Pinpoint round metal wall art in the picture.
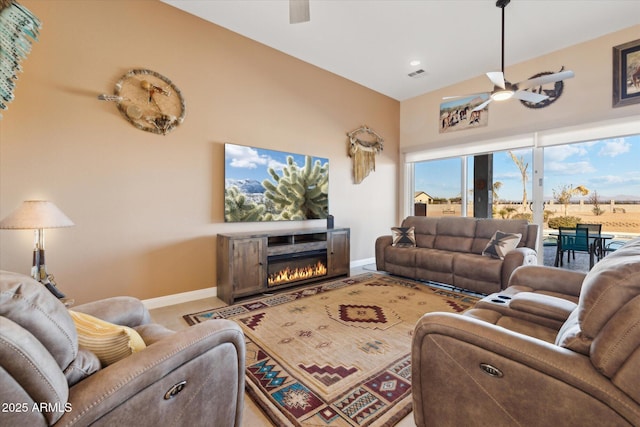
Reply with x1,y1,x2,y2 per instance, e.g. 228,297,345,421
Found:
113,69,186,135
520,68,566,109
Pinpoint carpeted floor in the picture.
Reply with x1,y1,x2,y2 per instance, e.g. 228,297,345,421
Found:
184,273,479,427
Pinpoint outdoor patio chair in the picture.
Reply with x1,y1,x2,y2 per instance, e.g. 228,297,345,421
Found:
604,240,628,256
577,223,603,260
555,226,594,269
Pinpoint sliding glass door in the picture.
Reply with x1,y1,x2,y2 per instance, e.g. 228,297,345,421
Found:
409,133,639,266
543,136,640,236
412,149,533,221
414,157,464,217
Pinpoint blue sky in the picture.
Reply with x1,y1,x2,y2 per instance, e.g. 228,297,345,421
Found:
415,135,640,201
225,143,328,183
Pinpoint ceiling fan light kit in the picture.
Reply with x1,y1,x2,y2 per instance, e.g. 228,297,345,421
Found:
445,0,574,111
491,88,514,101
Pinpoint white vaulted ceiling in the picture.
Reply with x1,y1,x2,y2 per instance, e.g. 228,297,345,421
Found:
161,0,640,101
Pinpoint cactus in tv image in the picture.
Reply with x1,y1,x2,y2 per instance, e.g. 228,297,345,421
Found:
262,155,329,220
224,186,272,222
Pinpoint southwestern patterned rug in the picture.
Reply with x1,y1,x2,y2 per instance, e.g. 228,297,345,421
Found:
183,273,479,426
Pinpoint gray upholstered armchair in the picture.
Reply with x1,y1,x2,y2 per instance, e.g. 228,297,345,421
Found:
411,238,640,426
0,270,245,426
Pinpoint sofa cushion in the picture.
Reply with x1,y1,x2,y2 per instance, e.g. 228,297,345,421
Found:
454,253,503,284
482,230,522,260
391,226,416,247
0,270,78,370
434,217,476,252
464,308,558,343
63,348,101,386
69,310,147,366
0,316,70,425
556,238,640,359
472,219,529,254
402,216,438,248
416,248,454,275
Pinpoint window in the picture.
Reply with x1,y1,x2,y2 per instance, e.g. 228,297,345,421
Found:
414,157,463,217
407,128,640,267
543,136,640,235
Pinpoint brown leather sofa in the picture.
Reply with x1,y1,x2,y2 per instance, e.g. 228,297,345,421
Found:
375,216,538,295
411,237,640,426
0,270,245,427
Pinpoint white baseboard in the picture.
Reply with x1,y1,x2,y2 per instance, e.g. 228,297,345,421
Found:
142,287,217,310
143,258,377,309
351,257,376,268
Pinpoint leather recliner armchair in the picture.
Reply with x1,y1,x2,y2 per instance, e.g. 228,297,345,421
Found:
0,270,245,427
412,238,640,426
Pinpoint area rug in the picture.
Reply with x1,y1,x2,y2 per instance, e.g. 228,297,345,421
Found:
184,273,479,426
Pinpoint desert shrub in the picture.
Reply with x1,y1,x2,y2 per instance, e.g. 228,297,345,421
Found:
589,191,604,216
547,216,582,229
543,210,554,223
497,206,517,219
512,213,532,221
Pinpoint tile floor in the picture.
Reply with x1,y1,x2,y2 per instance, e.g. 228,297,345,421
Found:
148,264,416,427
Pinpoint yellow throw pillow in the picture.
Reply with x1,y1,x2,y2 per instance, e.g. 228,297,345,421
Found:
69,310,146,366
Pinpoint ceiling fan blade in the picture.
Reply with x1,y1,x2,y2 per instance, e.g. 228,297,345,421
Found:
486,71,506,89
472,98,492,111
513,90,548,103
290,0,310,24
517,70,575,90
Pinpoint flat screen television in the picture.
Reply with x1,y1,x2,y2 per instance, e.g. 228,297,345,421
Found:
224,143,329,222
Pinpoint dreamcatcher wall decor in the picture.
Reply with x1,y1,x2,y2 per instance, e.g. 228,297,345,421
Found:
0,0,41,119
347,125,384,184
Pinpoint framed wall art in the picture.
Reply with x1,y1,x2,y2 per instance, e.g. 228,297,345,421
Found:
439,94,489,133
612,38,640,108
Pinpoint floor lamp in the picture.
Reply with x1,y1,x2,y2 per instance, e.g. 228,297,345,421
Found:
0,200,74,298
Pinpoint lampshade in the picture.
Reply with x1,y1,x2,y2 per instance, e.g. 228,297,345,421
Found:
0,200,74,229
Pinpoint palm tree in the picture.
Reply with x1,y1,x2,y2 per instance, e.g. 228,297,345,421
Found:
508,151,528,212
492,181,503,204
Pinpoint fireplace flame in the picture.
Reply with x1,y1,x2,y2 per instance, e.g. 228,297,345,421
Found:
268,260,327,286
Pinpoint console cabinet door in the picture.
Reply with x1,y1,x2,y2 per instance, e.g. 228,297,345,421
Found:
218,236,266,304
328,229,350,276
231,237,266,297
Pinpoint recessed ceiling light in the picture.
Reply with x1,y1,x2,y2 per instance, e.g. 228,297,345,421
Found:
409,60,421,67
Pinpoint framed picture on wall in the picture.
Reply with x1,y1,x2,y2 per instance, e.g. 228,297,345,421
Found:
612,38,640,108
439,94,489,134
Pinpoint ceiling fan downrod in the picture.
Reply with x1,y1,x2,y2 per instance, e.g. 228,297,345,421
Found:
497,0,510,73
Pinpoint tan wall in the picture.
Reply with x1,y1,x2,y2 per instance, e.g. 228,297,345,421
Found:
0,1,399,304
401,25,640,150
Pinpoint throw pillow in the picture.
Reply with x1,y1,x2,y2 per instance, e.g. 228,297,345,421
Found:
482,230,522,260
391,226,416,248
69,310,146,366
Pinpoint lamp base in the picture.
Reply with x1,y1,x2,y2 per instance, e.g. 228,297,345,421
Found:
32,248,66,299
43,278,66,299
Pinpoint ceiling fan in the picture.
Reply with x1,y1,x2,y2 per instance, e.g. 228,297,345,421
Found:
290,0,310,24
446,0,574,111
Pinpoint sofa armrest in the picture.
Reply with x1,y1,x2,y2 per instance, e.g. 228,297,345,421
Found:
375,235,393,271
508,265,586,298
500,247,537,287
59,319,245,427
412,312,640,426
73,296,152,327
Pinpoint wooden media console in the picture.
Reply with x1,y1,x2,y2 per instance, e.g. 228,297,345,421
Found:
216,227,350,304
